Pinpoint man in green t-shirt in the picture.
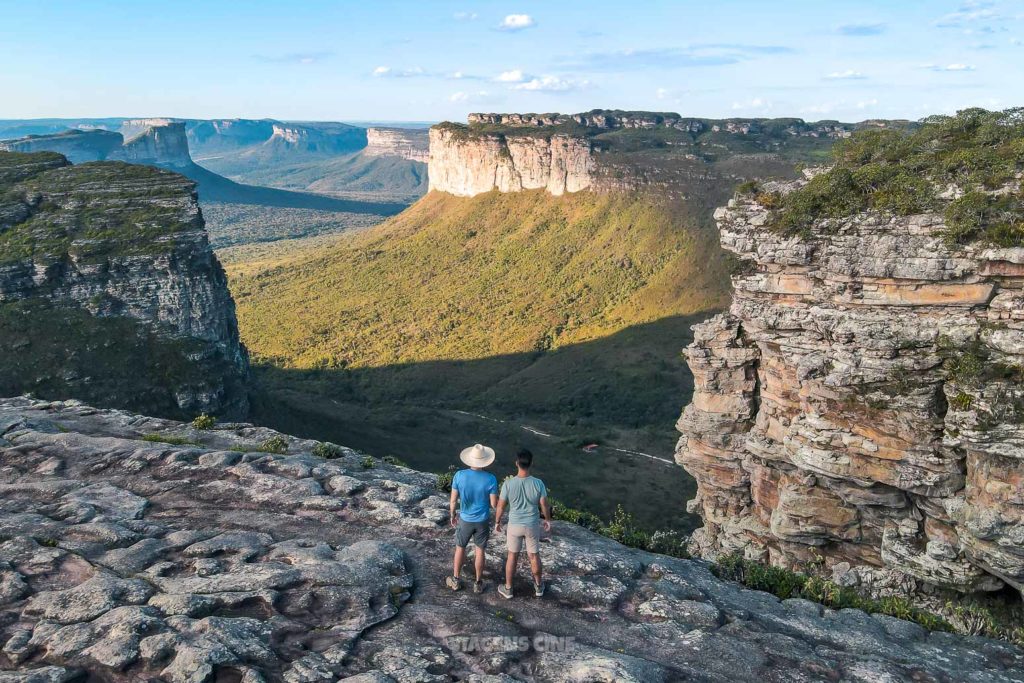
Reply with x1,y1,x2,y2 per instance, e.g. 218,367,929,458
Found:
494,448,552,599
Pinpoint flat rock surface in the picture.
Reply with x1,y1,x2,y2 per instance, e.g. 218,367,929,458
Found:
0,397,1022,682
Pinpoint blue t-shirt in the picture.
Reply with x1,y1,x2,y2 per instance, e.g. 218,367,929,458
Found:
452,469,498,523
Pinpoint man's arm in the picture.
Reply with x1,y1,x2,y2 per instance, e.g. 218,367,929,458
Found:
539,496,552,532
449,488,459,528
494,498,507,532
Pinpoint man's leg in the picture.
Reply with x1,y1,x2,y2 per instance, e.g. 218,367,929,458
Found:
505,551,519,588
453,545,466,579
474,546,486,581
528,552,543,586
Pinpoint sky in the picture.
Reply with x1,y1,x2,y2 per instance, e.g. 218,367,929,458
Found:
1,0,1022,123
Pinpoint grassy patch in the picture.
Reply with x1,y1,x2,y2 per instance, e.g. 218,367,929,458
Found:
712,554,951,631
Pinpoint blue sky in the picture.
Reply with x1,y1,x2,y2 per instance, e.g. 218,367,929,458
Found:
1,0,1021,122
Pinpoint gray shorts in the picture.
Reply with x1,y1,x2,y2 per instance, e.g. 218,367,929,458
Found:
506,523,541,554
455,519,491,549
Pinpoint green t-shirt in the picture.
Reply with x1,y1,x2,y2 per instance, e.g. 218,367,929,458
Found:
500,475,547,526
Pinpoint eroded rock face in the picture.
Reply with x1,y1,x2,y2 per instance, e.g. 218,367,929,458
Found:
365,128,429,163
676,178,1024,596
0,152,249,419
428,127,595,197
1,397,1022,681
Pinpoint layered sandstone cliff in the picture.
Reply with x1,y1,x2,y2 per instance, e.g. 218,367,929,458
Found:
428,125,595,196
0,151,248,419
676,175,1024,596
365,127,429,163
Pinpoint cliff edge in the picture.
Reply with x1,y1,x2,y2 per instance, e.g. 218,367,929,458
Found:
0,397,1020,681
676,109,1024,598
0,151,249,419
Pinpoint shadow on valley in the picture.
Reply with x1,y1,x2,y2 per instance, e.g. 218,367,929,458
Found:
248,314,713,534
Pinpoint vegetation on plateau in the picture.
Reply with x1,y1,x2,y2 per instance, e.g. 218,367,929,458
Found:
756,108,1024,246
0,158,198,265
713,554,1024,647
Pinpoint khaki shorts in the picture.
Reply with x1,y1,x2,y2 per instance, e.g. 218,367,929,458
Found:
506,522,541,554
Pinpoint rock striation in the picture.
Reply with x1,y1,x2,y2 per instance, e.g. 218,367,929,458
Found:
1,397,1022,682
365,128,429,163
676,175,1024,597
428,126,595,197
0,151,249,419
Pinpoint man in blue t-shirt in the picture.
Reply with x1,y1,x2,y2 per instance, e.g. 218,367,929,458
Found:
447,443,499,593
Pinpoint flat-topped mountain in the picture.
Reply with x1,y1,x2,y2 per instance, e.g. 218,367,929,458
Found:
429,110,911,198
0,125,191,167
365,127,430,162
1,396,1021,681
0,150,249,419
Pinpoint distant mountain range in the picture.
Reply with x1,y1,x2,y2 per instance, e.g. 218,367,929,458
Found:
0,117,430,203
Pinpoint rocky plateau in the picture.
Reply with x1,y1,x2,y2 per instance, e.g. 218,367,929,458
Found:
1,397,1022,682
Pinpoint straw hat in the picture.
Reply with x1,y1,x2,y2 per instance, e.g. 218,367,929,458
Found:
460,443,496,468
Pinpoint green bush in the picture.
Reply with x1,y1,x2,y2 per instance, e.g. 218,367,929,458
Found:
191,414,216,430
258,436,288,454
361,455,376,469
736,180,761,196
764,107,1024,244
436,465,457,492
312,442,344,459
381,454,408,467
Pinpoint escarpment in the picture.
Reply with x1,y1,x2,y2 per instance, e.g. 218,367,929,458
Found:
676,170,1024,596
365,127,429,163
0,151,249,419
428,125,595,196
428,111,909,198
0,123,193,167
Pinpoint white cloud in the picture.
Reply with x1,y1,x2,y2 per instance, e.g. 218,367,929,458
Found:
655,87,669,100
730,97,773,113
511,75,588,92
499,14,536,31
1012,37,1023,45
496,69,527,82
453,11,478,20
372,65,427,78
450,71,465,79
825,69,866,80
857,98,879,109
449,89,497,104
920,62,976,71
935,2,1001,28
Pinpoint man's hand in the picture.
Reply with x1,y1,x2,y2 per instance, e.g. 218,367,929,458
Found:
494,521,502,533
449,513,458,528
542,519,552,533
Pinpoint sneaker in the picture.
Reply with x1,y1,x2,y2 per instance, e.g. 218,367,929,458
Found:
445,575,461,591
497,584,514,600
473,580,484,594
534,581,546,598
